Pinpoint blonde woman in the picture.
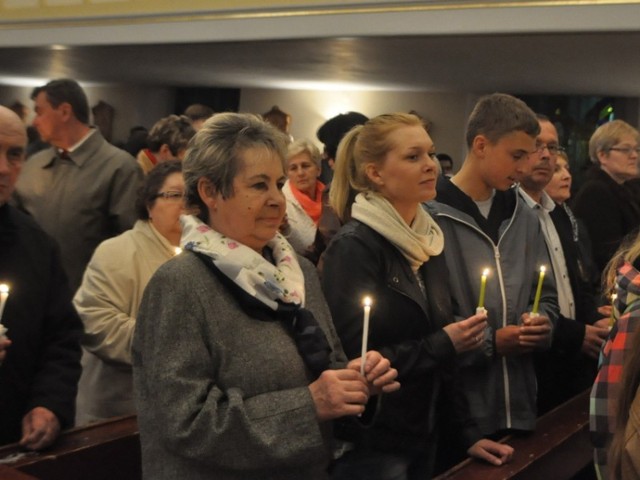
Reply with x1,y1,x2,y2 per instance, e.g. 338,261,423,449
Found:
322,113,512,479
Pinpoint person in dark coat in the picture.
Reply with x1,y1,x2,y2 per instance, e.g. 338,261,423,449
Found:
322,112,513,480
572,120,640,277
0,105,82,449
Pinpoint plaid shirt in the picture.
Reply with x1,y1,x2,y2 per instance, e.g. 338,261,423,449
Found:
590,261,640,473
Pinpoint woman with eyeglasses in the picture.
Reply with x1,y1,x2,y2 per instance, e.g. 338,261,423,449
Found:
73,160,184,425
132,114,398,480
572,120,640,277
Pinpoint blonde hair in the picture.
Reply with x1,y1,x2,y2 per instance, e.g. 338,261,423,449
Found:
602,230,640,295
286,138,321,169
589,120,640,164
329,112,424,222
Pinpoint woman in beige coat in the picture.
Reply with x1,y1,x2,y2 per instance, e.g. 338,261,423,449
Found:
73,160,184,424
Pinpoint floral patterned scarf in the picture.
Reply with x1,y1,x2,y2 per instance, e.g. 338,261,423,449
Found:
180,214,332,377
181,214,306,310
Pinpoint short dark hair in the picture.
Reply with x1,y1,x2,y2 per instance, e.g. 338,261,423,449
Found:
135,160,183,220
147,115,196,156
31,78,90,125
183,104,214,122
465,93,539,148
316,111,369,160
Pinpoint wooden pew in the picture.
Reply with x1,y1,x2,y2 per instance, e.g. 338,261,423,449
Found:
0,415,140,480
434,389,593,480
0,390,591,480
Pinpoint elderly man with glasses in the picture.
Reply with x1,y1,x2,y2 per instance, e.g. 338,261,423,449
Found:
515,114,609,416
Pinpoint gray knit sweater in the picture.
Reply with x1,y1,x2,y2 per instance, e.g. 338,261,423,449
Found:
133,252,347,480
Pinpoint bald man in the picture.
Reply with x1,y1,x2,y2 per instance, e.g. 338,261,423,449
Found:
0,106,82,450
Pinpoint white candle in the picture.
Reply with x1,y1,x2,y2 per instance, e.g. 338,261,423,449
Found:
0,284,9,339
609,293,618,328
0,284,9,321
360,296,372,376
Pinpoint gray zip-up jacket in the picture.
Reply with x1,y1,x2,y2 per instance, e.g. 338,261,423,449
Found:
425,183,558,435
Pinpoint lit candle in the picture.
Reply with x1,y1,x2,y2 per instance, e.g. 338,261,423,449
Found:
174,247,182,256
609,293,617,328
531,266,546,315
0,284,9,339
360,296,372,376
477,268,490,310
0,284,9,321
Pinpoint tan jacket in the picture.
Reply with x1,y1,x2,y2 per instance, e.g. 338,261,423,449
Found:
73,220,176,425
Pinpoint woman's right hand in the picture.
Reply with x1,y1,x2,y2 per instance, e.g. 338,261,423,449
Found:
308,369,369,422
443,312,488,353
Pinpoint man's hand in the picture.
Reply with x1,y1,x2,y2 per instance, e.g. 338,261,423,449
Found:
20,407,61,450
519,313,552,350
582,324,609,359
468,439,514,466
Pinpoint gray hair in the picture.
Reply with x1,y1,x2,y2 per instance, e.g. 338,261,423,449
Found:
589,119,640,164
183,112,288,222
286,138,322,168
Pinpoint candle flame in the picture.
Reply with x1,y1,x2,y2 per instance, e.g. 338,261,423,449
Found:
174,247,182,256
611,293,618,302
363,296,372,307
482,268,490,277
540,266,546,273
0,284,8,294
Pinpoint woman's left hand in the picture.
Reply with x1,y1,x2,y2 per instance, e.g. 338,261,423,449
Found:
347,351,400,395
467,439,514,466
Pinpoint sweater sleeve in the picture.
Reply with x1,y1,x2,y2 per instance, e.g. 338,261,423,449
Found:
132,261,329,472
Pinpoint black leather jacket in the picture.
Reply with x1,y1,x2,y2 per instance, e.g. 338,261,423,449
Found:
321,219,480,456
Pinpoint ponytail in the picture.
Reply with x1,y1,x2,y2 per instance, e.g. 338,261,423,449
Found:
329,126,362,223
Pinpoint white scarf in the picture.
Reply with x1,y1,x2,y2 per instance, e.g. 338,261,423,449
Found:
351,192,444,271
180,215,305,310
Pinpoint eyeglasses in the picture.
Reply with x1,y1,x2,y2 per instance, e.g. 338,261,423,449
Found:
533,143,564,156
608,146,640,156
155,191,185,201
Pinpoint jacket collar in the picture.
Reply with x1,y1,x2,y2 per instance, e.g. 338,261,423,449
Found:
42,128,101,169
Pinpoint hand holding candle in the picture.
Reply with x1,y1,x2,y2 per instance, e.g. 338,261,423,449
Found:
360,296,372,376
531,266,546,315
477,268,490,311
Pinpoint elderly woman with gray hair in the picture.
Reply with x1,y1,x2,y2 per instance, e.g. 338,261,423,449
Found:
132,113,399,480
573,120,640,276
281,138,326,258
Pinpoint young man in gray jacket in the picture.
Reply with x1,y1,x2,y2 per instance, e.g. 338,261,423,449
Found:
426,93,558,438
